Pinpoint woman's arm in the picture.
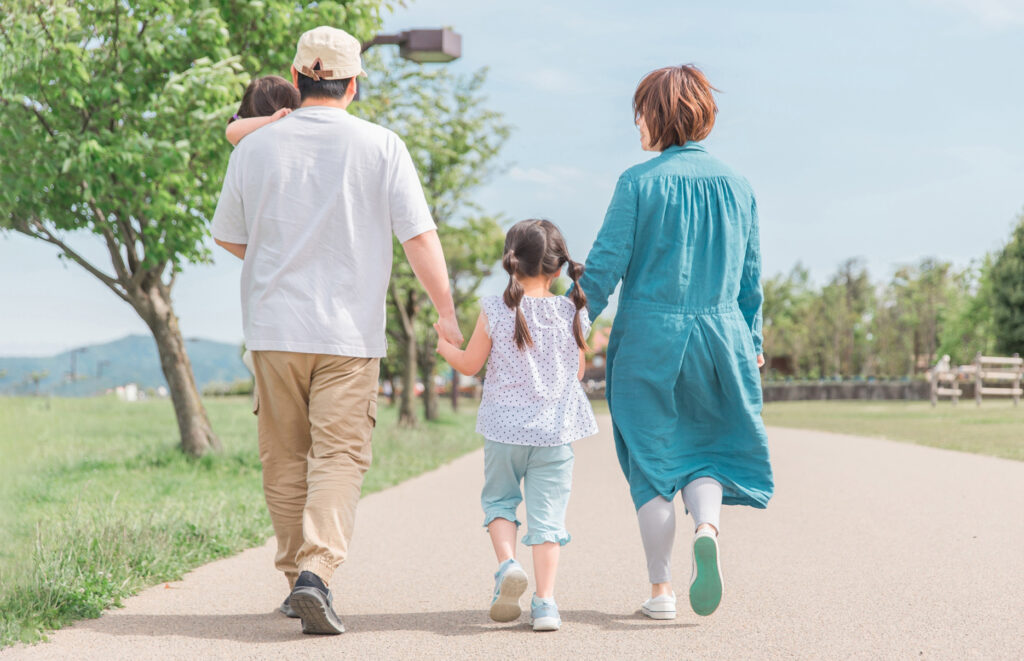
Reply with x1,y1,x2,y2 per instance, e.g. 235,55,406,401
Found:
576,174,639,318
435,313,491,376
578,348,586,381
738,197,764,361
225,107,292,146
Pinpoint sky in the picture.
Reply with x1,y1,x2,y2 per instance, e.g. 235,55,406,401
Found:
2,0,1023,355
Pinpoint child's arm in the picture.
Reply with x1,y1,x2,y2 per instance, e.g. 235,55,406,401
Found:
578,348,586,381
434,313,491,376
225,107,292,146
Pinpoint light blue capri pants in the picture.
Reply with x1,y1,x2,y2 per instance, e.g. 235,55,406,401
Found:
481,440,574,546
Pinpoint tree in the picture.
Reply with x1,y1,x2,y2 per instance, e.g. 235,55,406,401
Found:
354,52,510,426
761,264,813,376
872,258,955,376
0,1,388,455
26,370,48,397
938,258,997,364
991,213,1024,355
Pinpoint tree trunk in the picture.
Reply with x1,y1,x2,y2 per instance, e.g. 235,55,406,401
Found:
419,349,438,421
450,366,459,412
134,283,221,456
399,334,418,427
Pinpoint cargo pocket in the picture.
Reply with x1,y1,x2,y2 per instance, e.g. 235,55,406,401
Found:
367,399,377,428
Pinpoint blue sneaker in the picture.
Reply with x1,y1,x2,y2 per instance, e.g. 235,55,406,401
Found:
530,594,561,631
489,558,528,622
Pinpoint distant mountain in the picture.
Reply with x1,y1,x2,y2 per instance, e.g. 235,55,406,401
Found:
0,335,250,397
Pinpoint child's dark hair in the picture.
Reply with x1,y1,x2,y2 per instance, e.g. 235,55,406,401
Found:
502,219,588,351
229,75,300,122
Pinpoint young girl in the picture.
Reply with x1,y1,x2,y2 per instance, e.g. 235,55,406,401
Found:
225,75,300,146
435,219,598,632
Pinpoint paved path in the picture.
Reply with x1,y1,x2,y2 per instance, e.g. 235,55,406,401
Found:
5,415,1024,660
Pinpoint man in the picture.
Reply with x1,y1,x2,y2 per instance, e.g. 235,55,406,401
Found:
211,25,463,635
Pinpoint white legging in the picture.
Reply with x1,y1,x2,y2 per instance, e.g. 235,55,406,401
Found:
636,477,722,584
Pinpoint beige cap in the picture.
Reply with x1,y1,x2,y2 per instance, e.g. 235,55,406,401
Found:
293,26,366,81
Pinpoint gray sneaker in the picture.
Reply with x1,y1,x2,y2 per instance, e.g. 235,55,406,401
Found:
278,595,298,618
289,571,345,635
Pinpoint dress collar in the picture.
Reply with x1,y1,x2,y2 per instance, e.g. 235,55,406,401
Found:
662,142,707,154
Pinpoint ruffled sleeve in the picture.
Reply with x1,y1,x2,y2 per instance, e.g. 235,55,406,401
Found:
479,295,504,337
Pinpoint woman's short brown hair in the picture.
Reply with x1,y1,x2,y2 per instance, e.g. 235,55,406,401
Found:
633,65,718,150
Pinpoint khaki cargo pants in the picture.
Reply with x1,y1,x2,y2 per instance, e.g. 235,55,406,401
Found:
251,351,379,588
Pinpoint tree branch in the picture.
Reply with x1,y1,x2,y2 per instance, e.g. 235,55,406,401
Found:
85,199,131,283
389,280,416,338
17,220,131,304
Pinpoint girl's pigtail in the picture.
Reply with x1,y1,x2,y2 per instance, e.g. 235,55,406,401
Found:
567,259,589,350
502,251,533,350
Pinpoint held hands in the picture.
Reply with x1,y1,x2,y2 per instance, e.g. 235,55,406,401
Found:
433,323,448,355
434,315,464,349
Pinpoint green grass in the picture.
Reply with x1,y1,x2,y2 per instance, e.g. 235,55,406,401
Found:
762,399,1024,461
0,396,481,647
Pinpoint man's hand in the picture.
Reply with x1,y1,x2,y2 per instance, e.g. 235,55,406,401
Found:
757,354,765,368
435,314,464,348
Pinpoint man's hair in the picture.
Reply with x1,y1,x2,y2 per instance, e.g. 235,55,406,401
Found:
633,65,718,150
230,75,300,121
297,62,353,102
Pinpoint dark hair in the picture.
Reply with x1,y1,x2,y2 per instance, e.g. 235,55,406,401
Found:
296,62,353,102
229,75,300,123
502,219,588,351
633,64,718,150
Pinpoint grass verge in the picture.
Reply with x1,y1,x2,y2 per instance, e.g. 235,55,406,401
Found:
0,396,480,647
761,399,1024,461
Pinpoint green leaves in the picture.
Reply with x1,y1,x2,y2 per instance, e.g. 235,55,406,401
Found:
991,213,1024,354
0,0,388,278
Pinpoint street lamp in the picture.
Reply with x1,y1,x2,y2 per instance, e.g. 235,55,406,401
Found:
362,28,462,62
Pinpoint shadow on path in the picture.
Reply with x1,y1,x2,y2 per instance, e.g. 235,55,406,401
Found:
78,609,696,643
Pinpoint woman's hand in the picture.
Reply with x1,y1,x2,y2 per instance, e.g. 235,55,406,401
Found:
757,354,765,368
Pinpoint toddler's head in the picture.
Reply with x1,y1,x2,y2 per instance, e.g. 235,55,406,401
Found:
230,75,300,122
501,219,588,351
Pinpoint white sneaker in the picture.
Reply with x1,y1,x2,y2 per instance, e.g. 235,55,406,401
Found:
641,592,677,620
689,527,723,616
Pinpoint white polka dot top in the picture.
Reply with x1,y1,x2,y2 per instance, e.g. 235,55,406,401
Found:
476,294,599,447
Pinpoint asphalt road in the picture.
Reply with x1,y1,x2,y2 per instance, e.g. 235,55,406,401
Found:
5,415,1023,660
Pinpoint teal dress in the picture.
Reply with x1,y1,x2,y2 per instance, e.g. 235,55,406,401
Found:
578,143,774,510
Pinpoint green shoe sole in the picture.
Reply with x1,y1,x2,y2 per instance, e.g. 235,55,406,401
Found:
689,536,723,616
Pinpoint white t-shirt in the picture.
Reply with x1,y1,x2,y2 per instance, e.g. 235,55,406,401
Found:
211,106,435,357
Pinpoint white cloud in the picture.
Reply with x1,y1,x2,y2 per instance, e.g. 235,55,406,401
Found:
921,0,1024,27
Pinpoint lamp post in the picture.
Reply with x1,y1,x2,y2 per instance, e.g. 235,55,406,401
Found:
361,28,462,62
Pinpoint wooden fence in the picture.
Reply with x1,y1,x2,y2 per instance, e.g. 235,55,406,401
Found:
930,353,1023,406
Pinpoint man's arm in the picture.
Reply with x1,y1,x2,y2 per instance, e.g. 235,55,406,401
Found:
401,230,463,346
214,238,246,260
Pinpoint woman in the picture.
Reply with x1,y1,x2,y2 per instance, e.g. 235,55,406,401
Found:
577,65,773,619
